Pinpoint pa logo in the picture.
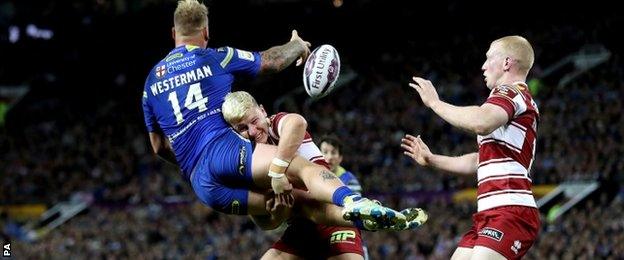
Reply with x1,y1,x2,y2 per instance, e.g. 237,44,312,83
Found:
3,243,10,257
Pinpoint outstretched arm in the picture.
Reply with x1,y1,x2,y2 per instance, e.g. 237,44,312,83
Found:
401,134,478,175
259,30,311,74
267,113,307,195
409,77,509,135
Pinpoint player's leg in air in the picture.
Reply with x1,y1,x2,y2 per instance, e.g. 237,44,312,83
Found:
189,123,428,231
251,142,409,229
256,189,429,259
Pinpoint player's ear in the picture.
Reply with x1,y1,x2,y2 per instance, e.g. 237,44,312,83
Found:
203,27,209,42
503,57,513,72
259,105,267,116
171,27,176,41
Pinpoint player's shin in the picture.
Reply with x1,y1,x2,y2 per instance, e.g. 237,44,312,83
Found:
290,157,355,205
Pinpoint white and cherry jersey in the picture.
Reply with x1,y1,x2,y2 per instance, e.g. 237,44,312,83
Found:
476,82,539,212
267,112,330,169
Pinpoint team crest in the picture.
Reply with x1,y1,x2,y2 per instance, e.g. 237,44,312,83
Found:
237,50,254,61
155,65,166,78
511,240,522,255
231,200,240,215
492,85,517,99
497,85,509,95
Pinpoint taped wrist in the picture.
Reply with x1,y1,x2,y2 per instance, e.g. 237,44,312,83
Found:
269,157,290,178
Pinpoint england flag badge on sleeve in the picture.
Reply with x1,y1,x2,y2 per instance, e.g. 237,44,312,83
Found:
156,65,166,78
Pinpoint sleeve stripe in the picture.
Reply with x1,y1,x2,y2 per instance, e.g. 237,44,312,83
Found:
486,98,514,120
220,47,234,68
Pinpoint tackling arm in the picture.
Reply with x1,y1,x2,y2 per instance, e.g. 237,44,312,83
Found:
251,189,355,230
275,114,308,162
265,113,308,194
249,193,294,230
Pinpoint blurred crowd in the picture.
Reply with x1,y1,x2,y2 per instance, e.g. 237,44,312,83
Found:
2,0,623,259
8,195,624,259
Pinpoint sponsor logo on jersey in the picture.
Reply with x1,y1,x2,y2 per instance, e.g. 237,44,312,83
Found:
155,65,166,78
330,230,356,244
478,227,504,242
231,200,240,215
167,60,197,73
165,52,183,62
167,55,195,66
237,50,254,61
238,145,246,175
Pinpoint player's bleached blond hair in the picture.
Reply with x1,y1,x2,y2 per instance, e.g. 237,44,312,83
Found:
222,91,259,125
174,0,208,36
492,35,535,75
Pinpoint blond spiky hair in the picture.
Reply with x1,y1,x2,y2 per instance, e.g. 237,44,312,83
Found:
222,91,258,125
493,35,535,75
174,0,208,36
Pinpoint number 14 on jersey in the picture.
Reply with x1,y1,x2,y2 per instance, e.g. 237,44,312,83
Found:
167,83,208,124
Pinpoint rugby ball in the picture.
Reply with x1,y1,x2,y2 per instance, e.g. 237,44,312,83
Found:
303,44,341,98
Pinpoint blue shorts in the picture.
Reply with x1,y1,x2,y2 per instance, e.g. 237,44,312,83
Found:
190,129,254,215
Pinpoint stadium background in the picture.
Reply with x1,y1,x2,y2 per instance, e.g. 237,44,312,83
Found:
1,0,623,259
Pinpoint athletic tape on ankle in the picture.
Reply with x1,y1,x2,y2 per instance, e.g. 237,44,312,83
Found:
268,171,285,178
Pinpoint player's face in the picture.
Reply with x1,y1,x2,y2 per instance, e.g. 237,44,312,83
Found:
481,42,505,89
233,106,269,143
320,142,342,172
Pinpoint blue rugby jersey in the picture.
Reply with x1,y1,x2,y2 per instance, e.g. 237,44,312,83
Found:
142,45,261,179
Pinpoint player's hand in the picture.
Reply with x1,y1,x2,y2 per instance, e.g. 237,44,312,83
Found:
267,193,294,218
290,30,311,66
408,77,441,108
401,134,433,167
271,175,293,194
